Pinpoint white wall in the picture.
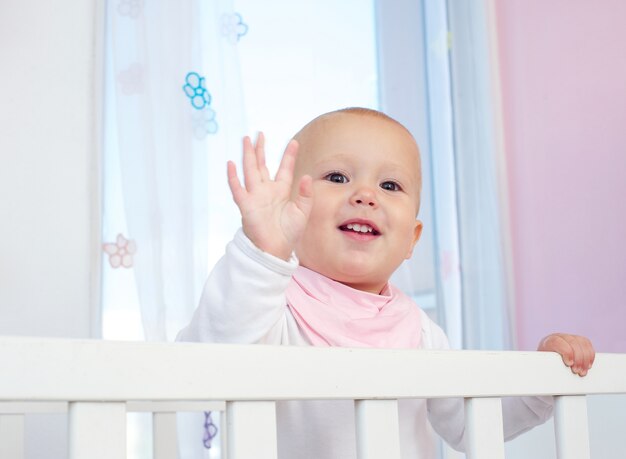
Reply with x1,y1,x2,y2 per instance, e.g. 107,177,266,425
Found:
0,2,103,458
0,0,102,339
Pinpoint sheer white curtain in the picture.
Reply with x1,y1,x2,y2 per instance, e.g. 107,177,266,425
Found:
445,0,514,350
103,0,246,456
103,0,245,342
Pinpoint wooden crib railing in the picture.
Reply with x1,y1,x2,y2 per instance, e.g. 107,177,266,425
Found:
0,400,226,459
1,337,625,459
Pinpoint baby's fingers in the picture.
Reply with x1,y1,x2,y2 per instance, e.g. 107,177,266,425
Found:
567,335,586,375
539,334,574,366
572,335,595,376
539,333,595,377
275,139,300,186
255,132,271,182
227,161,247,206
242,136,262,190
560,334,595,376
294,174,314,218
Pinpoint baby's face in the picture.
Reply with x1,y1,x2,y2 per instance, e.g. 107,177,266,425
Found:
293,113,423,294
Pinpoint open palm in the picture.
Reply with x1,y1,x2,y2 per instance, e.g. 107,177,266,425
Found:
227,133,313,260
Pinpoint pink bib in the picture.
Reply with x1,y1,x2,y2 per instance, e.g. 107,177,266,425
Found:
285,266,422,349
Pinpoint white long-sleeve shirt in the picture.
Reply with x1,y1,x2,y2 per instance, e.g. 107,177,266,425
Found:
177,229,554,458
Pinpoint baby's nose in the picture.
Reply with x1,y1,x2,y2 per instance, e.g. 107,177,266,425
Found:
350,187,378,208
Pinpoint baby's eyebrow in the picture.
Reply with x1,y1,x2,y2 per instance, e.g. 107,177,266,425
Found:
380,165,416,182
313,155,353,167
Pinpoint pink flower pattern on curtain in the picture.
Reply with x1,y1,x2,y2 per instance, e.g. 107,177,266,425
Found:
102,234,137,268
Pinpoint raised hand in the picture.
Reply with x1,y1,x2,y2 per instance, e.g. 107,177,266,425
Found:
538,333,595,377
227,133,313,261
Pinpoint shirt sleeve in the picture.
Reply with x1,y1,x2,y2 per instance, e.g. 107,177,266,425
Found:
422,313,554,452
176,228,298,344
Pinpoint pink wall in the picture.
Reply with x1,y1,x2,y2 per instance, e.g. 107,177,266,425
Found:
496,0,626,352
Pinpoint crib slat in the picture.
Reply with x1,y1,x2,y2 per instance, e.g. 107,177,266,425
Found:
554,395,590,459
355,399,401,459
69,402,126,459
220,411,229,459
0,414,25,459
153,412,178,459
464,397,505,459
227,401,277,459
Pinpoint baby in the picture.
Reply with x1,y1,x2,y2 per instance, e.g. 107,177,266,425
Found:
178,107,594,458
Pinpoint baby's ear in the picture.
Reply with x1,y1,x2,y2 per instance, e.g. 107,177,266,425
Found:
405,219,423,259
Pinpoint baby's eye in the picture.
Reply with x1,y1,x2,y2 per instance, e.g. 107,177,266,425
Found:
380,181,401,191
324,172,349,184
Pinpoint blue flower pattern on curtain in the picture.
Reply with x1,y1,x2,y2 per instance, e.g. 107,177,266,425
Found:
183,71,218,139
183,72,212,109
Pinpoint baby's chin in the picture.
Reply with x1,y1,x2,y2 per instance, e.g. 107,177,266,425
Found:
298,261,390,294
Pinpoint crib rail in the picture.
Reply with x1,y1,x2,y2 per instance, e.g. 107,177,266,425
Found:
1,337,625,459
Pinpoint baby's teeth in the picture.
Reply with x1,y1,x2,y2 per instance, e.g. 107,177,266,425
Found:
345,223,373,233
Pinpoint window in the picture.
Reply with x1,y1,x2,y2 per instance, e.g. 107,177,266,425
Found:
234,0,379,169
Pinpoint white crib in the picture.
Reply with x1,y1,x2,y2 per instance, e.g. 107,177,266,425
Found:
1,337,625,459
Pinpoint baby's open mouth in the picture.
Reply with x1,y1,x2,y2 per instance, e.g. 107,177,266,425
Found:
339,223,380,236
